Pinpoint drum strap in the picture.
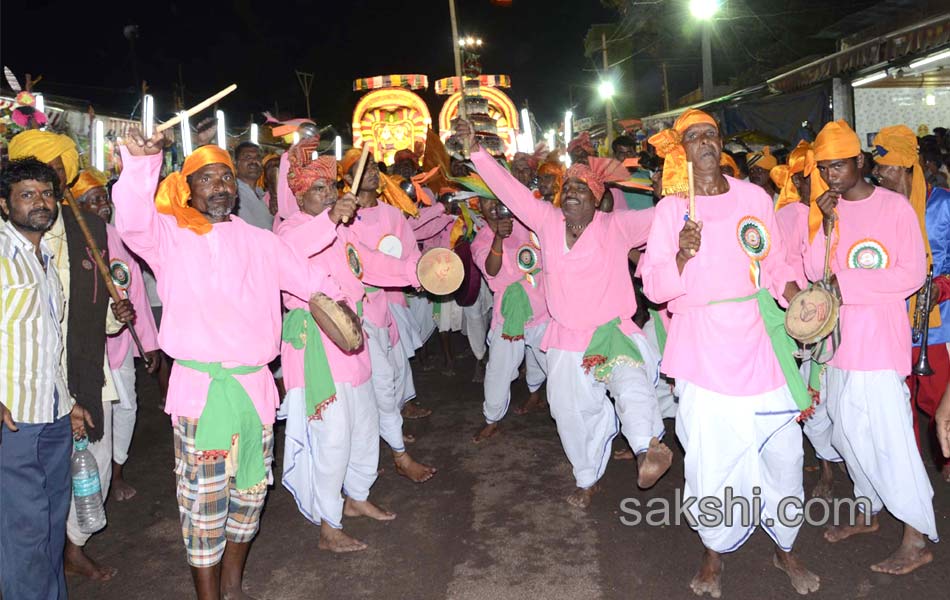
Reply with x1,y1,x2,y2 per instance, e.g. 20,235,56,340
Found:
709,289,815,420
282,309,337,421
178,360,265,491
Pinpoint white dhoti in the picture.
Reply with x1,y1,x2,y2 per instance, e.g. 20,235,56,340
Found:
365,320,411,452
110,347,137,466
390,301,423,359
676,382,804,553
436,299,464,333
642,316,677,419
799,361,841,462
66,404,113,546
407,293,437,345
546,332,663,489
279,383,379,529
825,367,938,541
461,280,492,360
482,322,548,424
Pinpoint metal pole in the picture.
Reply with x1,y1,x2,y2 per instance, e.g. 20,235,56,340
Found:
449,0,469,154
662,61,671,111
602,31,613,149
701,22,713,100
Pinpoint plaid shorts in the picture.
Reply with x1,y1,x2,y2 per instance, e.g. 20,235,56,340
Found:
173,417,274,568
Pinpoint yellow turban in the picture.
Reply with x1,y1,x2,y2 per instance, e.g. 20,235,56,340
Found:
71,169,108,201
8,129,80,186
719,152,739,177
747,146,778,172
772,141,814,212
154,145,235,235
808,120,861,243
648,109,719,197
873,125,938,328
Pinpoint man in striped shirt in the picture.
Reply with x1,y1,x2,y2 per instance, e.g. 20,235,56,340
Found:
0,158,93,600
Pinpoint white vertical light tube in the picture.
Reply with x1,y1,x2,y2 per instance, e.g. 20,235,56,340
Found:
34,93,45,114
180,111,193,157
292,132,300,145
216,110,227,150
544,129,555,151
250,123,259,144
334,136,342,160
142,94,154,137
94,119,105,171
564,110,573,146
520,108,533,150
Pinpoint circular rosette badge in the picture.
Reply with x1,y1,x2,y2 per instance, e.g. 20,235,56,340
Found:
516,244,541,287
345,243,364,279
109,259,131,293
847,239,888,269
736,216,770,260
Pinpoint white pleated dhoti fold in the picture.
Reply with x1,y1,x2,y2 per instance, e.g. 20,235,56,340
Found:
482,322,548,424
799,361,841,462
279,383,380,529
390,301,424,360
365,320,413,453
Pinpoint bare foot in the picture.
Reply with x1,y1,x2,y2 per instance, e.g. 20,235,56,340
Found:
318,522,367,553
473,422,499,444
773,550,820,595
64,542,118,581
514,391,547,415
111,476,137,502
343,497,396,521
402,402,432,420
637,437,673,489
870,526,933,575
824,515,879,543
403,433,416,444
613,448,634,461
690,549,723,598
393,451,437,483
809,460,834,502
566,485,600,508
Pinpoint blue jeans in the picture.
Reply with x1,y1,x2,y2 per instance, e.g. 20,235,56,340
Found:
0,413,72,600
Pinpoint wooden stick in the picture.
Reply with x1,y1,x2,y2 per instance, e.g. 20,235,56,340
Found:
686,161,696,221
155,84,237,133
822,214,835,284
345,145,372,224
64,191,150,366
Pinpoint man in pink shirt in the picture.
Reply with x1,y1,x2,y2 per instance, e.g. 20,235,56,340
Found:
641,109,818,597
770,143,844,503
115,130,335,600
470,195,550,443
340,149,437,484
459,120,672,510
806,120,936,575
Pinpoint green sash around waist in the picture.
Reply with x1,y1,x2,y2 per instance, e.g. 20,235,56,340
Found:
500,282,532,341
282,308,337,420
582,317,644,382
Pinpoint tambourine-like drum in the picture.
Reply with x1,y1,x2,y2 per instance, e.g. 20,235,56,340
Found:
309,292,364,353
785,284,840,346
417,247,464,296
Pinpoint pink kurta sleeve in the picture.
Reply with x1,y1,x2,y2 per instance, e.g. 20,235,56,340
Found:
756,201,796,307
470,226,495,281
411,204,449,240
359,241,420,288
836,203,926,305
113,148,166,264
639,197,687,304
471,149,555,232
275,210,337,257
615,206,655,249
394,208,422,264
128,254,159,353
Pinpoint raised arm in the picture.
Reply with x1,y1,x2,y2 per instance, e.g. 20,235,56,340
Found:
469,149,553,232
276,210,338,258
616,206,655,249
113,146,165,265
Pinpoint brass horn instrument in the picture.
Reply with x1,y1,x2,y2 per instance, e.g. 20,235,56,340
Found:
911,265,935,376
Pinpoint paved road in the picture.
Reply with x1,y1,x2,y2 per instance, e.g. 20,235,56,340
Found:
70,348,948,599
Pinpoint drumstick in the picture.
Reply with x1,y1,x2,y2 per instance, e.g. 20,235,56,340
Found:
64,190,151,368
686,161,696,221
345,145,372,224
154,84,237,133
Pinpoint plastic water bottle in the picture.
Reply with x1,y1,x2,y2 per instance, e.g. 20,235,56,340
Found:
71,437,107,534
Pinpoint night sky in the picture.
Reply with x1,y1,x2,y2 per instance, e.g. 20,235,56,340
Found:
2,1,619,134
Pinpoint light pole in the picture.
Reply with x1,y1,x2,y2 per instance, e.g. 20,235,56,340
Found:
689,0,719,100
598,80,615,149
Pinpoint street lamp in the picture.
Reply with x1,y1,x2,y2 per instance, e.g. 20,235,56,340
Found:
598,80,616,149
598,80,615,100
689,0,719,100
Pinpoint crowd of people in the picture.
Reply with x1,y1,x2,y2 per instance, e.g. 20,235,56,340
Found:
1,107,949,599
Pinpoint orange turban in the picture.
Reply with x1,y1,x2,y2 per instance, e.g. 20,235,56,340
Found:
538,160,565,206
340,148,363,179
565,157,628,201
772,140,814,211
719,152,739,177
648,109,718,197
287,138,337,197
71,169,108,201
257,152,280,188
873,125,939,327
8,129,80,186
807,120,861,242
746,146,777,172
154,145,235,235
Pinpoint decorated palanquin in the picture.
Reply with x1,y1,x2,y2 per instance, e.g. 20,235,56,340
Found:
435,75,518,160
351,74,432,166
